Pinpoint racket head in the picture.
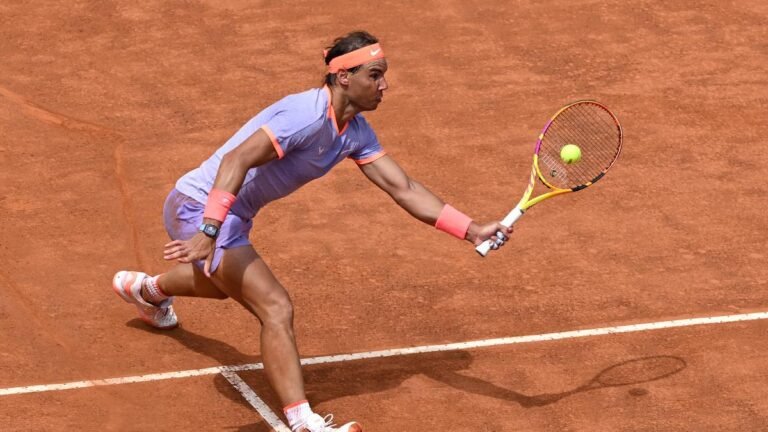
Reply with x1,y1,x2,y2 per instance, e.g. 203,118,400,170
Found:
534,100,623,191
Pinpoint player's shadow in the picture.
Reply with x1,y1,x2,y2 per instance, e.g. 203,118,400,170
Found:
228,353,686,431
291,353,686,408
126,318,262,365
125,320,687,431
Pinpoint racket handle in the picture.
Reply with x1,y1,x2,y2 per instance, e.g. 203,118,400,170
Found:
475,206,524,257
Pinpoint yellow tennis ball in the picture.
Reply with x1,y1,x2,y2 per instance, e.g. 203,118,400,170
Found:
560,144,582,164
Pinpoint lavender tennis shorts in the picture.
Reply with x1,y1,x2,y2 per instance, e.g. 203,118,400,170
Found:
163,188,253,274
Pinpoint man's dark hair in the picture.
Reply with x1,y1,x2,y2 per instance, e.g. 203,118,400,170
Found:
323,31,379,86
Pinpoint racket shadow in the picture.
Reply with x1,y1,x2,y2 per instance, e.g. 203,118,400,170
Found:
426,355,687,408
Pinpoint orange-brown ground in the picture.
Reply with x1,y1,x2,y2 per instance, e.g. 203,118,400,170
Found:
1,1,767,431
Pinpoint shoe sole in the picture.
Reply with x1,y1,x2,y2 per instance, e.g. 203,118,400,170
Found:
112,271,178,330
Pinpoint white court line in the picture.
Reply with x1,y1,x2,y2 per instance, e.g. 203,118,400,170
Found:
221,371,291,432
2,311,768,397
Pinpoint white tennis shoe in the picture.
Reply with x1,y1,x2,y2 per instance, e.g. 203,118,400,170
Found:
112,271,178,330
299,413,362,432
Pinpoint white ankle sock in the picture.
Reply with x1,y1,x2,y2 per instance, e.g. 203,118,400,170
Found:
142,275,169,304
284,400,313,431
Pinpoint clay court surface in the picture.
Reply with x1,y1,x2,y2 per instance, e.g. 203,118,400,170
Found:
1,1,767,431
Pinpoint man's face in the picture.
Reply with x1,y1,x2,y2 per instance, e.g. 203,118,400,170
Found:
345,59,388,111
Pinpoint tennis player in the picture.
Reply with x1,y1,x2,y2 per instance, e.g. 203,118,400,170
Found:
112,31,512,432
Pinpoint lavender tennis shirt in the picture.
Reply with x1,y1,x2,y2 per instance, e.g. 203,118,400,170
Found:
175,86,386,219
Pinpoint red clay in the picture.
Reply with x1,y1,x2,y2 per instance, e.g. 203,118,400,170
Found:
1,1,767,431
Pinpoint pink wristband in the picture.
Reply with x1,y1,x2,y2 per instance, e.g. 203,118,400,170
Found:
435,204,473,240
203,189,236,222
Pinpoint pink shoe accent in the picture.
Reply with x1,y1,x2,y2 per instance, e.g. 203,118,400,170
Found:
112,271,179,330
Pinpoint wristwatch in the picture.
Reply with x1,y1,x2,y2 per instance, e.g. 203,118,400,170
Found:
198,223,220,239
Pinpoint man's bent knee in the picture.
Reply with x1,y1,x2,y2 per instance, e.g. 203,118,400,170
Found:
249,293,294,328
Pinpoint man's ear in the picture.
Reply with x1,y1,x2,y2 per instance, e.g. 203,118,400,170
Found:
337,69,350,86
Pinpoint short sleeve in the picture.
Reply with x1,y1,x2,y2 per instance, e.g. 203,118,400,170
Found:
260,110,316,159
348,116,387,165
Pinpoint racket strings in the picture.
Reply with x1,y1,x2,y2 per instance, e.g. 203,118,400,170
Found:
554,112,619,163
543,108,619,183
544,125,613,183
538,102,622,189
553,114,617,160
544,112,617,183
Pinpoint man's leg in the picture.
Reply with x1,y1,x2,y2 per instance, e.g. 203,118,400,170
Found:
150,262,228,300
112,256,226,329
209,246,362,431
210,245,305,405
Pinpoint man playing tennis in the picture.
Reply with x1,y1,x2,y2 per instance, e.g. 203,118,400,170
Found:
112,31,512,432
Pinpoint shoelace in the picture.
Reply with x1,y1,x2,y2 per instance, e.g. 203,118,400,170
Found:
303,413,336,432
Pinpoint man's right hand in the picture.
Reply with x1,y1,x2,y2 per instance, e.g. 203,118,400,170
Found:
164,232,216,276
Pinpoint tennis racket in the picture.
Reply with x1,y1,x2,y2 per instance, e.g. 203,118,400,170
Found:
476,100,623,257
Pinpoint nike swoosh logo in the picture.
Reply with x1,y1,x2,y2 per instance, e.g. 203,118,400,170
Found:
370,49,381,56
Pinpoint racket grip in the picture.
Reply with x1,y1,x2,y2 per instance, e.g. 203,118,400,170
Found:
475,206,524,257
